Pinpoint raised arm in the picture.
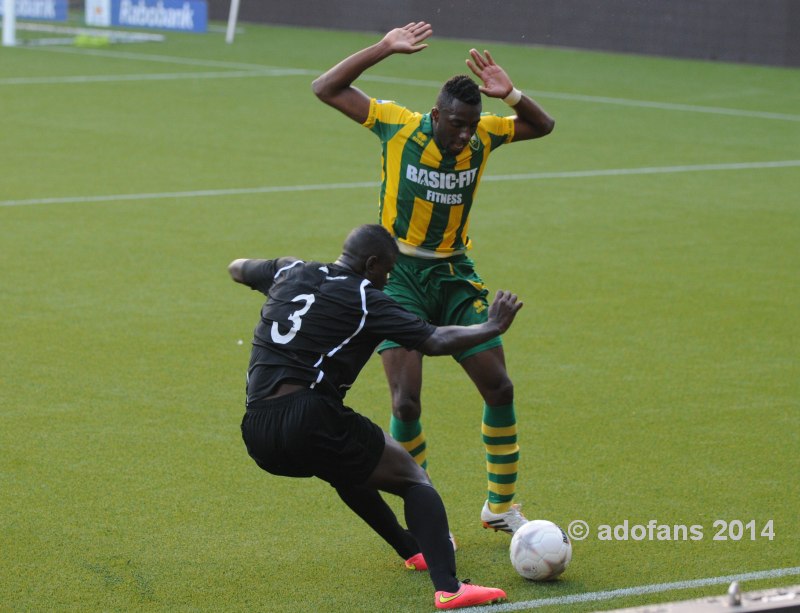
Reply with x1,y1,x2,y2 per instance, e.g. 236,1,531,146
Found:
466,49,555,141
228,257,298,289
420,290,523,356
228,258,252,285
311,21,433,124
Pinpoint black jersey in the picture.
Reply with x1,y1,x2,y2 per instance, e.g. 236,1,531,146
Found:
240,258,435,403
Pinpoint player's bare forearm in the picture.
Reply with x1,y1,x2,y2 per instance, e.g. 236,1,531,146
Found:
466,48,555,140
510,95,555,140
419,291,523,356
311,43,390,102
311,22,432,123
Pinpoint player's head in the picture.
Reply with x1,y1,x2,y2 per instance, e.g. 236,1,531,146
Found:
339,224,398,290
431,75,482,156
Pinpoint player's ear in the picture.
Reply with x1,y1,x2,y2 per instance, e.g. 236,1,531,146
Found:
364,254,380,274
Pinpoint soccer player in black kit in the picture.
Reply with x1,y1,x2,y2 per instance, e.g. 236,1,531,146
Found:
229,224,522,610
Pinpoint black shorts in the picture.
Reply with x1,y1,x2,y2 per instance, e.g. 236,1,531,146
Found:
240,389,386,487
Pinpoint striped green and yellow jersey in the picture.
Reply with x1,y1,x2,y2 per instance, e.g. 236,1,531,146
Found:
363,98,515,258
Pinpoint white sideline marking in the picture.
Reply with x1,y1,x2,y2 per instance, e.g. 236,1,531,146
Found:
467,566,800,612
530,90,800,122
24,44,306,71
0,70,308,85
13,46,800,122
0,181,377,207
486,159,800,182
2,161,798,208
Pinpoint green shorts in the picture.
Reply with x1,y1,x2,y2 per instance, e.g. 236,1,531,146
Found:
378,253,502,362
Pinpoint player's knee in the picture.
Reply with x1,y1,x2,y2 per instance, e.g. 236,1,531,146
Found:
385,455,431,495
398,464,432,493
482,376,514,407
392,394,422,421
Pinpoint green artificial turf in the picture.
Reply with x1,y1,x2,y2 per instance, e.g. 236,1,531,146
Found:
1,18,798,613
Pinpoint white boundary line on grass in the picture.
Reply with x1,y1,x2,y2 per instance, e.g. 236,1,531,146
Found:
486,159,800,182
528,90,800,122
23,45,299,70
11,46,800,123
468,565,800,612
0,70,308,85
1,160,798,208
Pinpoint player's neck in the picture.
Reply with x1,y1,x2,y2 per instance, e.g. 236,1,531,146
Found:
333,258,359,275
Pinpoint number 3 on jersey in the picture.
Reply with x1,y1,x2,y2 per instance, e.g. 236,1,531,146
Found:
271,294,315,344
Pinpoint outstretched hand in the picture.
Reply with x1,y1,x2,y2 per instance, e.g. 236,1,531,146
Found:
466,49,514,98
487,290,523,333
382,21,433,54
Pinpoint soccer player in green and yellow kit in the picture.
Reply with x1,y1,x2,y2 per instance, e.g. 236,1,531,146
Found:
313,21,555,535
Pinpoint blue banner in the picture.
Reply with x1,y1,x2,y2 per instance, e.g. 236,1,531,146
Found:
0,0,68,21
109,0,207,33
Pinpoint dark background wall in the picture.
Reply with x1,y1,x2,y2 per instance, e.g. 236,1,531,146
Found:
208,0,800,68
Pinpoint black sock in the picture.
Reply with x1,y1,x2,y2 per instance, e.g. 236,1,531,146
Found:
403,483,459,593
335,484,419,559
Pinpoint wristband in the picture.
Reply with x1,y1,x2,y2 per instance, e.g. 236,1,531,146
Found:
502,87,522,106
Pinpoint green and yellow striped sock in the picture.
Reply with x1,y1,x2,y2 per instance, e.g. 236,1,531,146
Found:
482,403,519,514
390,416,427,470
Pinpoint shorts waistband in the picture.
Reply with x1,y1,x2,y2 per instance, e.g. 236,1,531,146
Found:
246,388,316,412
395,251,469,267
396,241,466,259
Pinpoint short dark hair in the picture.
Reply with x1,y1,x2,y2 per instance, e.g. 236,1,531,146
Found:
437,75,481,108
342,224,398,263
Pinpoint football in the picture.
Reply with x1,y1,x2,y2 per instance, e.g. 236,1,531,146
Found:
510,519,572,581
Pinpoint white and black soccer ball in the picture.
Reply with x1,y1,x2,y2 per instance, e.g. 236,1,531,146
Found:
509,519,572,581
